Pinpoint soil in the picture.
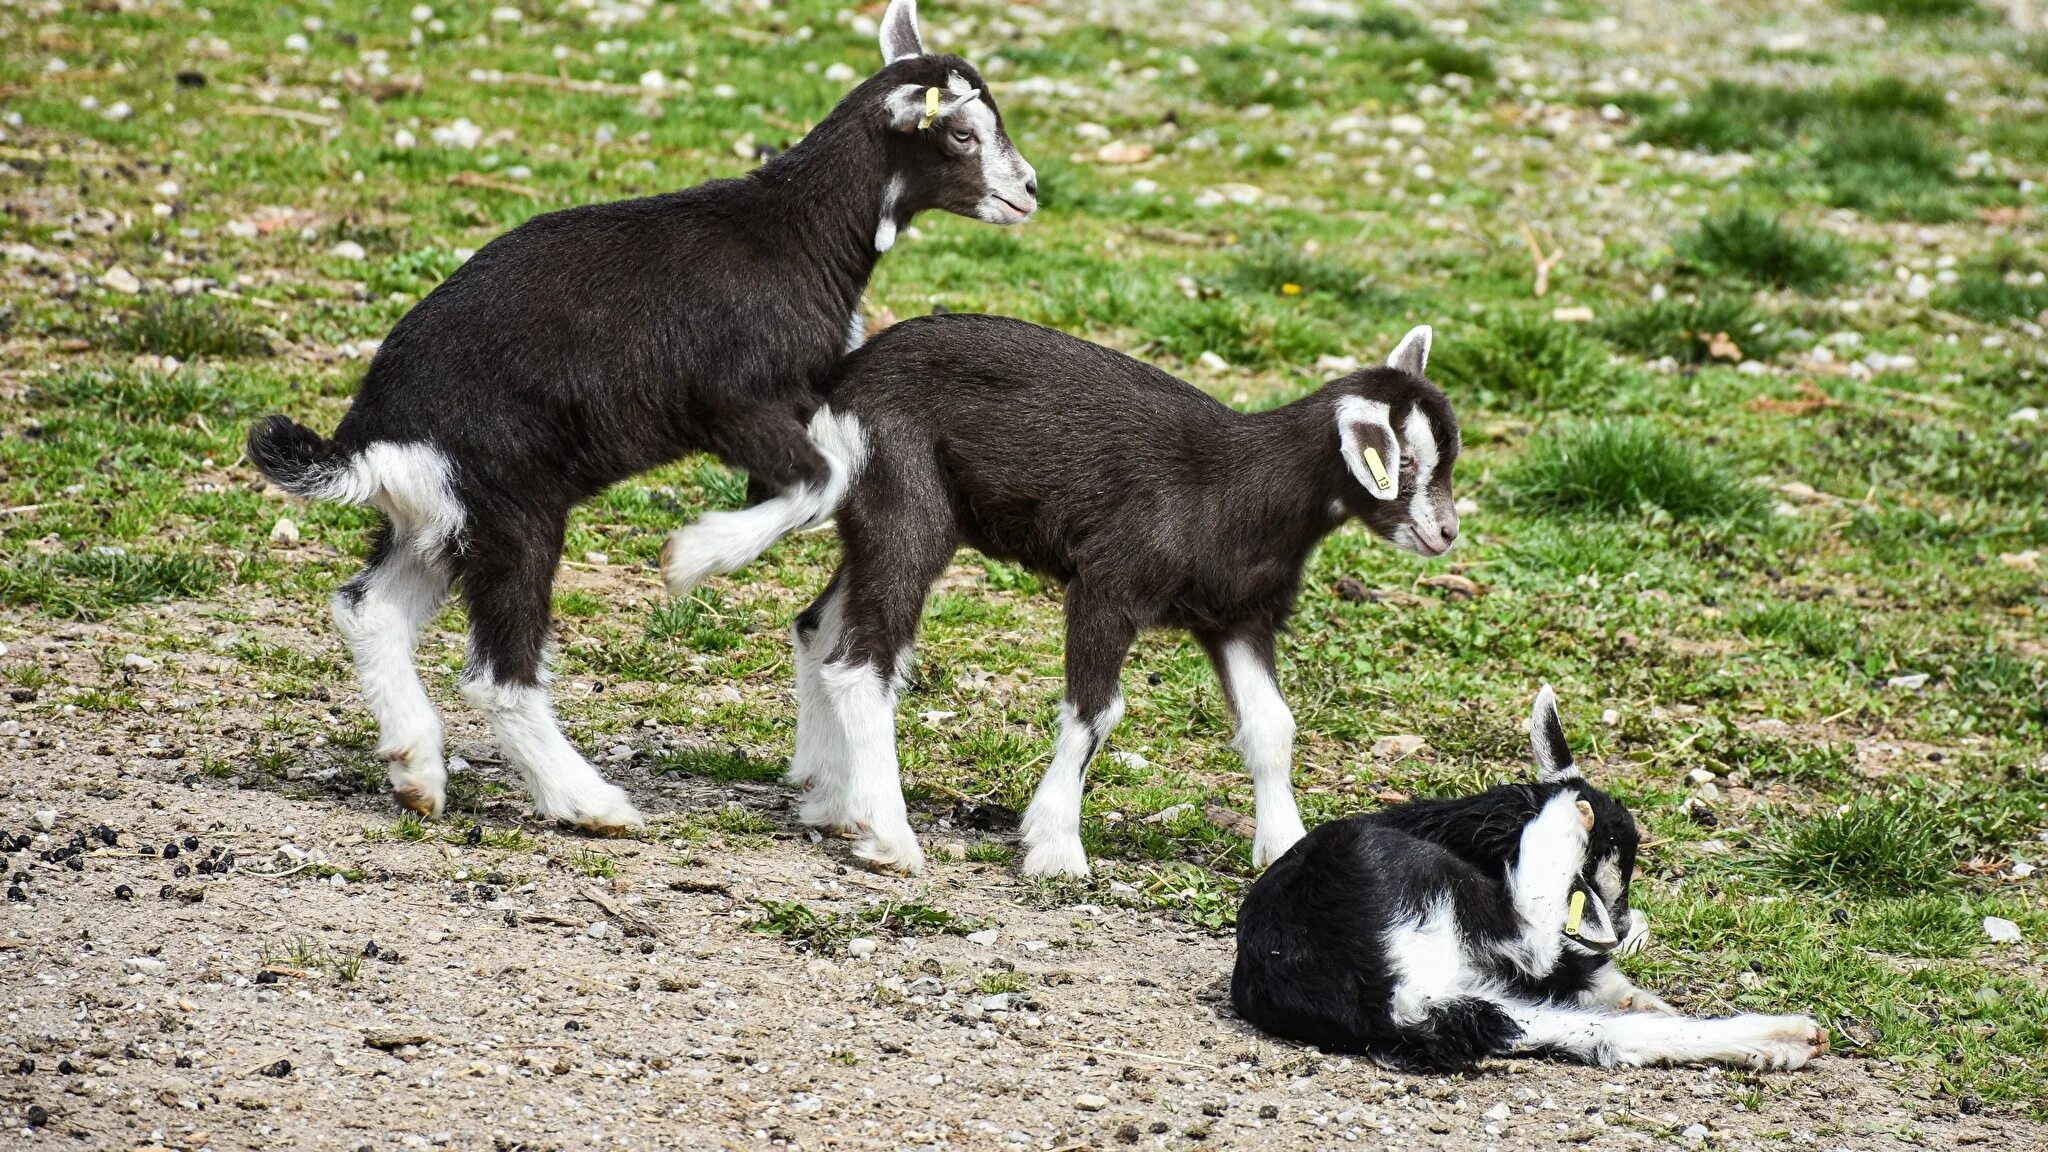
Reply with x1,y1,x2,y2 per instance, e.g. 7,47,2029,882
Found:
0,611,2027,1152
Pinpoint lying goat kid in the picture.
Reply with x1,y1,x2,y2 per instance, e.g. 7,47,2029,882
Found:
244,1,1034,832
1232,686,1829,1072
668,315,1459,874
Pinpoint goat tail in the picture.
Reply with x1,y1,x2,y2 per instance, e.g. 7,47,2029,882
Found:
660,405,869,598
246,417,466,556
247,415,348,499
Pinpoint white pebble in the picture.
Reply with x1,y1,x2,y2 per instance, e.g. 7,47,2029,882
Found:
1983,916,2022,944
32,809,58,832
846,937,878,958
965,929,999,946
269,517,301,545
121,653,158,672
585,920,610,939
1074,1094,1108,1112
124,956,167,976
329,239,366,261
824,62,857,84
1483,1102,1510,1122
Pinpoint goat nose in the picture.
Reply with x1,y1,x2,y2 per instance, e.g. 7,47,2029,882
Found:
1024,175,1039,198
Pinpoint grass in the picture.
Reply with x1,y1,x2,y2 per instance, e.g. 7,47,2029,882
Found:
1502,420,1770,522
97,298,272,359
1840,0,1982,17
1430,311,1622,408
1597,295,1783,364
750,897,983,955
1753,797,1959,898
0,0,2045,1115
1676,209,1854,292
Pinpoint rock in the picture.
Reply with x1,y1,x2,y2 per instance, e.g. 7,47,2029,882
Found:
1372,735,1427,761
1095,140,1152,165
1388,113,1426,135
824,62,857,83
1316,354,1360,378
269,517,300,545
584,920,610,940
1454,497,1479,517
1142,803,1193,825
978,993,1013,1012
1196,351,1230,373
1551,305,1594,323
124,956,167,976
935,839,967,861
1693,781,1721,803
1983,916,2022,944
328,240,367,261
965,928,998,946
846,937,878,958
32,811,57,832
1886,673,1931,691
1601,708,1620,725
1075,1093,1109,1112
1483,1102,1510,1122
120,652,158,672
431,118,484,149
2010,406,2041,423
1203,804,1256,839
100,266,142,293
1681,1123,1709,1141
1686,768,1717,785
583,551,609,565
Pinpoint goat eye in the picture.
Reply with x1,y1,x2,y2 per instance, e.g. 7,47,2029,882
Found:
950,128,974,144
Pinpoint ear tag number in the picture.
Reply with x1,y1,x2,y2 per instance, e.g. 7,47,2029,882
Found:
1565,889,1587,936
1362,446,1393,492
918,86,941,130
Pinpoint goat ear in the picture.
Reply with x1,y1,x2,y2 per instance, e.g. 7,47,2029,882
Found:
1531,684,1580,783
879,0,926,64
883,84,931,133
1335,396,1400,503
1387,324,1432,376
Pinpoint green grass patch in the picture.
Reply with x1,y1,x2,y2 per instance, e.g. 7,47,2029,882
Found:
750,897,982,954
98,298,271,359
0,550,222,620
1503,420,1769,522
1677,208,1853,292
1753,796,1958,898
1431,312,1622,408
1597,295,1784,363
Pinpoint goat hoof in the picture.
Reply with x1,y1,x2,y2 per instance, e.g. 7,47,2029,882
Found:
852,824,924,874
1020,837,1090,880
392,783,444,819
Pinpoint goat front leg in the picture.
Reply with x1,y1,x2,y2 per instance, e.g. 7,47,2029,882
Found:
1019,589,1134,879
661,406,860,596
1503,1000,1826,1070
1206,632,1306,868
1583,961,1678,1016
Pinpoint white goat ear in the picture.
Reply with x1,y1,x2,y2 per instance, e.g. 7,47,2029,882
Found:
878,0,925,64
1335,395,1400,503
1531,684,1580,782
1387,324,1432,375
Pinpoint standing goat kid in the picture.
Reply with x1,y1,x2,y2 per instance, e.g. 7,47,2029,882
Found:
244,0,1035,832
668,315,1460,874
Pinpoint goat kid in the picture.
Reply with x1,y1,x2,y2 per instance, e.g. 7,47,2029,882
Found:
1232,686,1829,1073
245,0,1034,832
666,314,1459,874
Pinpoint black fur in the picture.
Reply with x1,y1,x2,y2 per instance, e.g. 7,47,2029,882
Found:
1231,778,1639,1072
814,313,1459,708
244,30,1028,693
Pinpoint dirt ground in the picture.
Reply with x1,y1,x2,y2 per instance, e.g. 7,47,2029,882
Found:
1,611,2030,1152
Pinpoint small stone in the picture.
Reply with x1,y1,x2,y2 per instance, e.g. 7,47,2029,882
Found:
100,266,142,293
1074,1093,1109,1112
846,937,878,958
32,810,58,832
1681,1123,1709,1141
979,993,1013,1012
1372,734,1427,761
1686,768,1716,785
328,240,367,261
259,1058,293,1078
584,920,610,940
1196,350,1230,373
1886,673,1931,691
583,551,609,565
121,653,158,672
269,517,301,545
1601,708,1620,725
1483,1102,1510,1122
113,884,133,900
1694,781,1721,803
1983,916,2022,944
965,929,998,946
124,956,167,976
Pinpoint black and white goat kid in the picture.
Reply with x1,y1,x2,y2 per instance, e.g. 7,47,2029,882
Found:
244,0,1035,832
1232,686,1830,1073
665,314,1459,873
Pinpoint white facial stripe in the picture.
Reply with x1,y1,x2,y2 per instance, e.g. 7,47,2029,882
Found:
1402,406,1439,533
1335,395,1399,502
1594,855,1623,905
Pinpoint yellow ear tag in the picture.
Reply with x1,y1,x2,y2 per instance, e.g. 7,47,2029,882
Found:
1362,446,1393,492
1566,890,1587,936
918,86,941,130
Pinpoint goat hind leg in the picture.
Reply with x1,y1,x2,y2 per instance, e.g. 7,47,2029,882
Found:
789,573,860,835
459,522,642,833
1020,590,1133,879
662,407,859,596
333,526,453,816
